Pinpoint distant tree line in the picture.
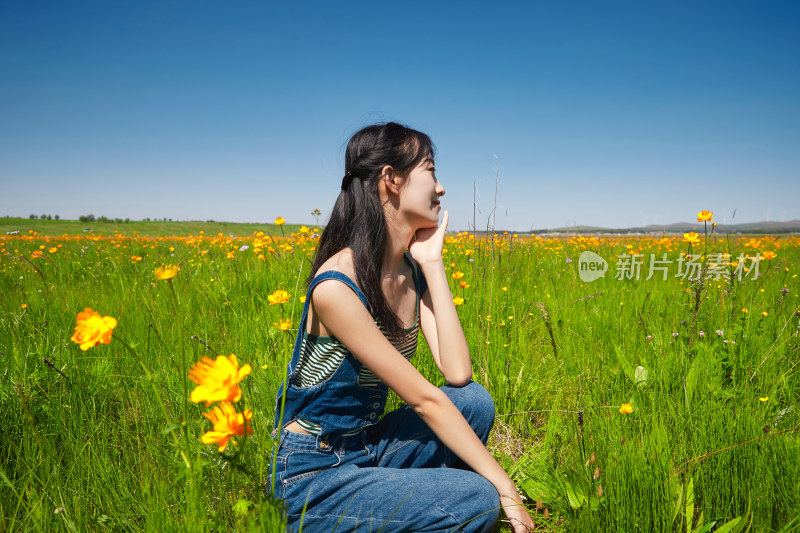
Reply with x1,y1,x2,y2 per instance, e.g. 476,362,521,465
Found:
73,215,174,223
13,215,212,224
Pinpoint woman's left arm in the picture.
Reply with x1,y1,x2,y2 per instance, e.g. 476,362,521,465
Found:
410,211,473,386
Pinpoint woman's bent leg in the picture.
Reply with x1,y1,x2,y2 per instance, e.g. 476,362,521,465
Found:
286,463,500,533
367,380,495,469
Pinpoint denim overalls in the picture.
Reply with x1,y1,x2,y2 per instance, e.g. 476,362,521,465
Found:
274,271,392,442
270,267,501,533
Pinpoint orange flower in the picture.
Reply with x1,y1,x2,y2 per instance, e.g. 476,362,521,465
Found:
189,354,252,406
619,403,634,414
451,271,465,280
154,264,179,280
299,225,310,234
268,289,291,305
697,210,713,222
70,308,117,351
200,401,253,452
274,318,293,331
453,296,465,306
274,217,286,226
762,251,777,261
682,232,700,244
459,281,469,289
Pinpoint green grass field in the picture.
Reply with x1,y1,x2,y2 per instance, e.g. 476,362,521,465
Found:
1,221,798,532
0,217,297,238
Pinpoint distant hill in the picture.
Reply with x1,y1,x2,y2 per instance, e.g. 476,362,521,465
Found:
536,220,800,235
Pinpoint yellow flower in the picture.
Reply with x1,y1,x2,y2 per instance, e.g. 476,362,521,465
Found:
131,255,143,262
759,397,769,402
299,225,310,234
268,289,291,305
300,295,307,303
501,286,508,292
742,308,748,314
70,308,117,351
697,210,714,222
274,217,286,226
226,251,235,259
200,401,253,452
451,270,465,280
619,403,634,414
21,303,28,309
274,318,293,331
154,264,179,280
189,354,252,407
453,296,465,306
762,251,777,261
48,247,58,253
683,232,700,244
761,311,768,317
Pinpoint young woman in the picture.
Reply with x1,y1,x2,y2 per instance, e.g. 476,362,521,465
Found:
272,123,534,532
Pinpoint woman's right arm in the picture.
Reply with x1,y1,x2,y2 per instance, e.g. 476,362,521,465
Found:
311,280,534,532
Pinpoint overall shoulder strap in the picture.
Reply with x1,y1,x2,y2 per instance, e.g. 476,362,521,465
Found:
307,271,371,311
285,271,370,375
404,252,428,297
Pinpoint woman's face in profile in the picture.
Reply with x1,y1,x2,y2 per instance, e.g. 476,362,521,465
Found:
397,157,445,229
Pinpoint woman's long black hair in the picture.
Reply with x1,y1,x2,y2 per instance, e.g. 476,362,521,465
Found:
309,122,434,342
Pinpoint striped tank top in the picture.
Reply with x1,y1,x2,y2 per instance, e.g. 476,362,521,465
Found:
292,261,422,435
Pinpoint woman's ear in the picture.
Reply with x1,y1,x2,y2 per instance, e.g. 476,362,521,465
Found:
380,165,401,195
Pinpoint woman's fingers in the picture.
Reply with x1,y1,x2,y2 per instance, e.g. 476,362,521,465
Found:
501,492,534,532
409,211,450,264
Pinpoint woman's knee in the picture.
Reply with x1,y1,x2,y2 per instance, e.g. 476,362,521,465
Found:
457,476,501,532
441,381,495,441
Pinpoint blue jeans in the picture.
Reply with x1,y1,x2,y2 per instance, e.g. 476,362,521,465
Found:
271,381,501,532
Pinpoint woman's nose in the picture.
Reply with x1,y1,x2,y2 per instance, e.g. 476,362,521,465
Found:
436,180,445,197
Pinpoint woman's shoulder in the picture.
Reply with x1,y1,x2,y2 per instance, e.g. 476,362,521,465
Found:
310,248,371,313
314,247,357,280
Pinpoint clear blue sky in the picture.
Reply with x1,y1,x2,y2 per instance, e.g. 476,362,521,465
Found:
2,1,798,231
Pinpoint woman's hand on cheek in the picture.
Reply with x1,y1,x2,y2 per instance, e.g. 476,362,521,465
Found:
409,210,449,266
